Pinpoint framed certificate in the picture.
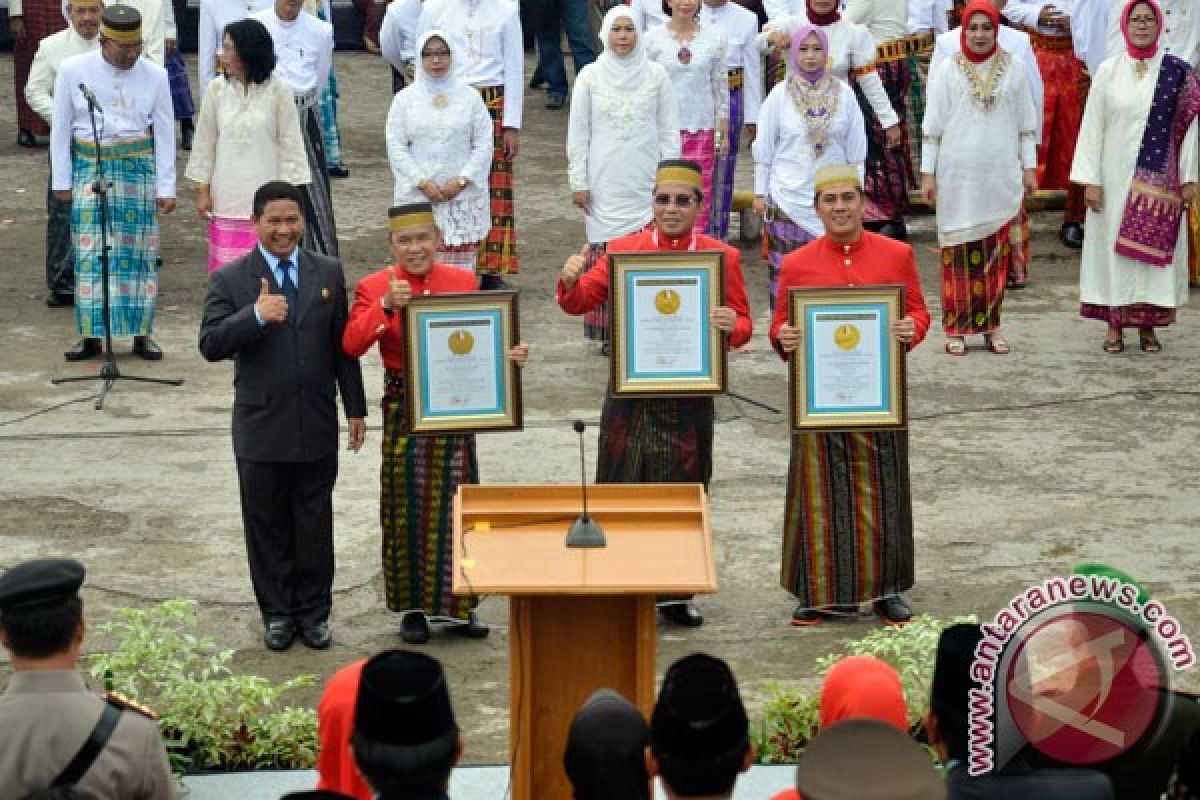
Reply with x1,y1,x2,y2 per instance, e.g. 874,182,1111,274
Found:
402,290,522,435
788,285,906,432
608,250,727,397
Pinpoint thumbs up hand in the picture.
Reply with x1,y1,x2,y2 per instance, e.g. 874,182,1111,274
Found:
560,243,591,291
383,275,412,311
256,276,289,324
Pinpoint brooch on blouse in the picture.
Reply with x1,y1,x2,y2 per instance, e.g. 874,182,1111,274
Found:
432,93,449,108
677,45,692,64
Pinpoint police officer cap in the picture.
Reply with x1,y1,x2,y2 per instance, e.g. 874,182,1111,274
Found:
0,558,85,611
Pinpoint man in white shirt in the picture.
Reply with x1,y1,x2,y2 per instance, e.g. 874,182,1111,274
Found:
418,0,523,283
51,4,176,361
379,0,422,91
701,0,763,240
254,0,340,256
25,0,102,308
197,0,275,94
1006,0,1088,248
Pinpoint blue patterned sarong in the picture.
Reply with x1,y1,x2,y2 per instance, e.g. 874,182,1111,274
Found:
316,6,345,170
71,137,159,337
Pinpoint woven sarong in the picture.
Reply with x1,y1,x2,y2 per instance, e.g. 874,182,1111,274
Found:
781,431,915,608
855,59,912,223
764,201,817,312
681,130,717,234
71,137,159,337
47,165,74,296
208,217,258,273
381,372,478,620
166,49,195,119
478,86,518,275
1008,206,1030,286
1030,38,1083,190
13,0,67,134
1189,201,1200,286
582,242,609,342
596,395,713,487
1080,303,1176,329
711,72,744,240
941,224,1010,336
315,6,345,170
905,53,928,181
438,242,481,274
297,102,339,257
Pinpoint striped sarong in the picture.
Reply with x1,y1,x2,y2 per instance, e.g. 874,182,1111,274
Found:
165,49,195,119
781,431,915,608
581,242,609,342
1080,303,1176,329
710,71,744,240
478,86,518,275
71,137,159,337
437,242,481,274
297,100,339,256
681,130,717,234
207,216,258,273
381,372,478,620
941,224,1010,336
764,201,817,312
316,6,346,170
855,59,912,223
14,0,67,134
905,54,928,181
596,395,714,486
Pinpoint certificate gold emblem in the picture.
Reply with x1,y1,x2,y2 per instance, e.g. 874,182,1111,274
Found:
654,288,682,315
833,323,861,351
447,329,475,355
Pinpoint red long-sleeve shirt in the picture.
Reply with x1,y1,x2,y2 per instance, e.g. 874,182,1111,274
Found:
315,659,371,800
342,264,480,371
556,228,754,349
767,231,931,359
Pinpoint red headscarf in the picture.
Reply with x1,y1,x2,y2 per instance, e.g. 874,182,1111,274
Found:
1120,0,1162,60
806,0,841,26
959,0,1000,64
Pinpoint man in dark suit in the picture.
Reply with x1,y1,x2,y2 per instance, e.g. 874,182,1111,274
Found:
199,180,367,652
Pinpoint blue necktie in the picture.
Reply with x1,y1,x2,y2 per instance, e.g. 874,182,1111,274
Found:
279,260,299,312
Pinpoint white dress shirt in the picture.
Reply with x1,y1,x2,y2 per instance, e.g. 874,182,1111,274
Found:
417,0,524,128
645,24,730,132
50,50,176,196
25,27,100,125
380,0,423,72
844,0,910,43
198,0,275,94
763,0,805,23
907,0,936,33
931,25,1044,141
109,0,176,65
699,0,764,124
253,6,334,95
185,75,311,218
630,0,669,31
1005,0,1077,36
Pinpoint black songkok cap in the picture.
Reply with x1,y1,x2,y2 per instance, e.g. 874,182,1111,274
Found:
100,4,142,38
353,650,458,747
0,558,85,611
651,653,749,759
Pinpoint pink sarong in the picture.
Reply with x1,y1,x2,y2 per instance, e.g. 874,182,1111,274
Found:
208,217,258,273
680,130,716,234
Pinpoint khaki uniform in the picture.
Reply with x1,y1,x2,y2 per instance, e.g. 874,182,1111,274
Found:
0,670,173,799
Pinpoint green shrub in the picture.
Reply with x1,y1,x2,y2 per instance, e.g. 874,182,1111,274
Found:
753,614,977,763
87,599,318,775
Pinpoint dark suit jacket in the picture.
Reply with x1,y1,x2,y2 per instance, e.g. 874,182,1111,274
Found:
199,246,367,463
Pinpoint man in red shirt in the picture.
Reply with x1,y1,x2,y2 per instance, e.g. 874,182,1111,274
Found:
343,203,528,645
557,159,753,628
769,164,930,627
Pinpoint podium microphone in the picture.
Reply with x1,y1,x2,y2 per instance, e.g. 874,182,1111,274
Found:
79,83,103,112
565,419,606,548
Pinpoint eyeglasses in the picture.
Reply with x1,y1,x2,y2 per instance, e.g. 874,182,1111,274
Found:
1128,15,1156,25
653,193,697,207
421,48,452,59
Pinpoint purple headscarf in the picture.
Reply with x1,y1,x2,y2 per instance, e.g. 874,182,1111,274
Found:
789,24,829,83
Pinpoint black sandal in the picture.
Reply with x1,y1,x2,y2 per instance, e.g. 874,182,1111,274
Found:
1102,336,1124,354
1139,331,1161,353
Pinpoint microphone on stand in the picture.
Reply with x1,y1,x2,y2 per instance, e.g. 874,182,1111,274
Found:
565,419,606,548
79,83,103,113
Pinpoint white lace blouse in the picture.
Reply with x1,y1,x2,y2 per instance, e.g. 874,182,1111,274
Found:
385,84,493,245
644,24,730,133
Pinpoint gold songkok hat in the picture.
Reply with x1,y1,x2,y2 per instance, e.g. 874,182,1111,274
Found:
655,159,704,190
388,202,436,231
813,164,861,194
100,4,141,42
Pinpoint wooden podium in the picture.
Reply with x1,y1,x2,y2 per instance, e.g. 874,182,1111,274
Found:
452,483,717,800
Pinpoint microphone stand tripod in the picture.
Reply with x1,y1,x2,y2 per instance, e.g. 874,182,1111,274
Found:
53,87,183,410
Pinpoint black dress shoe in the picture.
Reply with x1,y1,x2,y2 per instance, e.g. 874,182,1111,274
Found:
46,292,74,307
264,618,297,651
873,595,914,626
17,129,37,148
328,165,350,178
180,119,194,151
791,606,821,626
400,611,431,644
132,336,163,360
300,621,332,649
1060,222,1084,249
447,610,490,639
64,338,101,361
529,70,547,89
545,93,565,110
660,601,704,627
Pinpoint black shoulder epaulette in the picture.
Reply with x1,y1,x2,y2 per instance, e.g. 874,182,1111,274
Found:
104,690,160,721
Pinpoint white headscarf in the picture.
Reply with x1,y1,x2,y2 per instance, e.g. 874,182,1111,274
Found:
413,29,471,99
594,6,650,91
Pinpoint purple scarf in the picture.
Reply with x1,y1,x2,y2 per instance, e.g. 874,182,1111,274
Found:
1114,55,1200,266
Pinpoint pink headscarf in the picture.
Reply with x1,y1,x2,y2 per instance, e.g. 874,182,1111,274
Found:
1120,0,1162,60
789,24,829,83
